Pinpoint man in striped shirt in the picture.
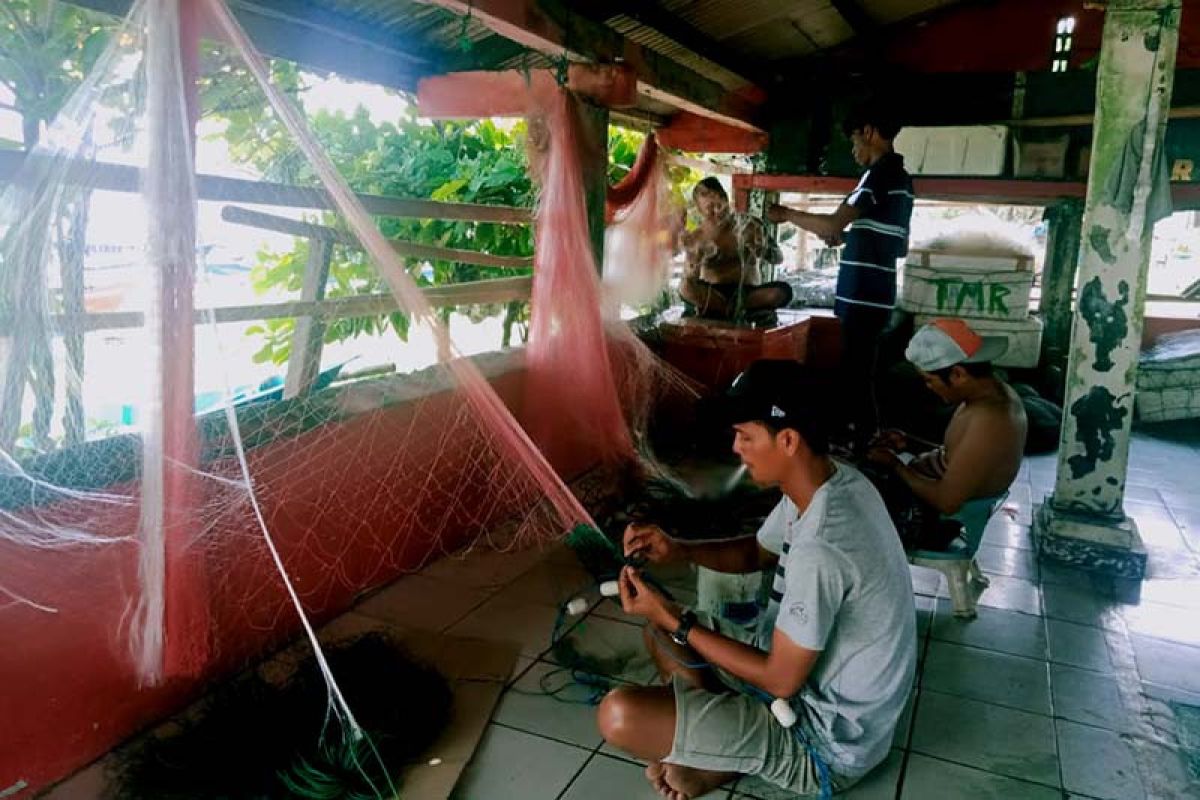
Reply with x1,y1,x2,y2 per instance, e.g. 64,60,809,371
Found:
769,102,914,445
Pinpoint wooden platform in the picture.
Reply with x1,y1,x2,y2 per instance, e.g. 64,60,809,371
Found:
656,307,842,391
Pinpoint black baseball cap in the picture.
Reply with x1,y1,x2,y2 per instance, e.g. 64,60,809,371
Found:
722,360,833,453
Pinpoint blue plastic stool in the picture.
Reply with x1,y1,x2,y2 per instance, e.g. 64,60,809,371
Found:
908,493,1007,619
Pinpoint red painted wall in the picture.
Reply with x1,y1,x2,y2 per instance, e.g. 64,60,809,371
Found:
0,369,544,796
883,0,1200,73
1144,313,1200,348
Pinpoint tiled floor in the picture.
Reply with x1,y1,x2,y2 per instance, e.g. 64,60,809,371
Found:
359,425,1200,799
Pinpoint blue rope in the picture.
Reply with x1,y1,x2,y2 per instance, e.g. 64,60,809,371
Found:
552,586,832,798
650,622,833,798
742,685,833,800
647,623,711,670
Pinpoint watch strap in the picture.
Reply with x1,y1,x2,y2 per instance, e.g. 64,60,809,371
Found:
671,609,698,646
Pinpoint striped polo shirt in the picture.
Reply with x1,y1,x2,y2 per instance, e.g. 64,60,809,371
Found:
834,152,914,316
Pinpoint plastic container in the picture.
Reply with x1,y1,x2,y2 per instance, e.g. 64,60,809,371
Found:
914,313,1043,369
894,125,1008,176
902,264,1034,321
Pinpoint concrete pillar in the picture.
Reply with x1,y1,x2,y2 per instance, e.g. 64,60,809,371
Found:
1039,199,1084,399
1033,0,1181,579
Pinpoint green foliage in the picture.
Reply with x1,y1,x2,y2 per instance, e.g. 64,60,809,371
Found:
208,59,676,363
607,125,699,209
0,1,114,145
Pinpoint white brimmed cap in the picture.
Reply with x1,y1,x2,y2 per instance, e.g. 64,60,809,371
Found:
906,318,1008,372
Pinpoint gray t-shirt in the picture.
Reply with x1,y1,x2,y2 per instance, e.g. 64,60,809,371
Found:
755,461,917,781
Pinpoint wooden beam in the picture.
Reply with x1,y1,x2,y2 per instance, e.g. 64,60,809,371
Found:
657,112,768,154
829,0,876,36
440,33,532,73
0,150,532,224
221,206,533,270
663,152,752,175
1007,105,1200,127
578,101,609,270
283,237,333,399
33,278,534,335
417,66,638,118
736,173,1200,208
611,107,671,131
734,174,1090,205
411,0,764,132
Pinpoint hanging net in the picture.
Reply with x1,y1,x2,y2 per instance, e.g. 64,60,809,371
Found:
0,0,685,793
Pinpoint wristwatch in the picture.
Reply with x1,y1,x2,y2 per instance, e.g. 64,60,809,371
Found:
671,609,698,647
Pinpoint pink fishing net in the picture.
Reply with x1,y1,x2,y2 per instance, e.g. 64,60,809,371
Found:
0,0,688,792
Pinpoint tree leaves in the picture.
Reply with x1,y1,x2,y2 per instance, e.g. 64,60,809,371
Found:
202,59,671,365
0,1,115,144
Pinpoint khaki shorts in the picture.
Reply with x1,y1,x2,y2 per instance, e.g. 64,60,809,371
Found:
664,613,844,796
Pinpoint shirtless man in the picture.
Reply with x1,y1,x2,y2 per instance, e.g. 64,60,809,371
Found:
867,319,1028,547
679,178,792,320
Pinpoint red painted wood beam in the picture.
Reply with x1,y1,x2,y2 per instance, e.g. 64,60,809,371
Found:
417,65,637,118
735,174,1200,208
656,111,768,154
733,174,1090,205
412,0,764,133
1171,181,1200,211
160,0,206,680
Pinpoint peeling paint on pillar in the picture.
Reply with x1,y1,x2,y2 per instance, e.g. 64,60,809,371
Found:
1077,276,1130,372
1066,386,1129,481
1036,1,1180,577
1088,225,1117,263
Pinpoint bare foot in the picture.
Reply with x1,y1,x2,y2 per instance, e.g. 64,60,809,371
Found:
645,762,672,797
662,763,738,800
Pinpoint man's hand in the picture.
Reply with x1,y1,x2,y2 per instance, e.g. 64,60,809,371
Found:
867,447,901,469
623,523,684,565
870,429,909,451
766,204,792,225
618,567,679,630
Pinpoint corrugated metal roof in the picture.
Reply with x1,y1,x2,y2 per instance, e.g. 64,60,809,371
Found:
273,0,979,88
605,14,751,91
609,0,977,77
868,0,961,25
659,0,817,43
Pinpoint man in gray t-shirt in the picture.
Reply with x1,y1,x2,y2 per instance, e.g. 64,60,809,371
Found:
755,466,917,780
597,360,916,799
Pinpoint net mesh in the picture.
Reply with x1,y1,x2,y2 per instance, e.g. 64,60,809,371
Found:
0,0,686,792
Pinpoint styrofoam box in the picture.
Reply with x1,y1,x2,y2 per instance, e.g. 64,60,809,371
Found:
907,248,1033,272
915,313,1043,369
902,264,1034,321
1136,385,1200,422
894,125,1008,176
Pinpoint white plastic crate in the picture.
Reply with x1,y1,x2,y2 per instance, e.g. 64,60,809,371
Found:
902,264,1034,321
906,248,1033,272
914,313,1043,369
894,126,1008,176
1136,385,1200,422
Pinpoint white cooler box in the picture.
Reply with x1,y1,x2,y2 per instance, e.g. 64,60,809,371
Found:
901,263,1034,321
1135,330,1200,422
915,314,1043,369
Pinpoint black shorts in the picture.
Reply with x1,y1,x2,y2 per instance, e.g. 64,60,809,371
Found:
857,462,963,551
685,280,794,307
